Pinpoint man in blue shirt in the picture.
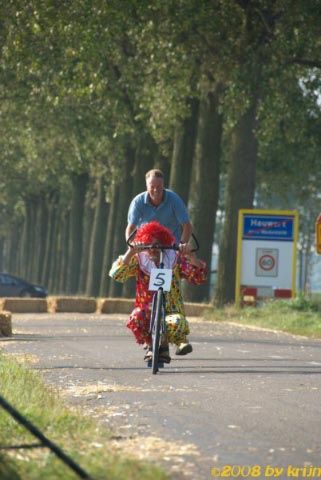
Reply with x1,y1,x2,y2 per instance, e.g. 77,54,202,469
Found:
126,169,192,247
126,168,193,356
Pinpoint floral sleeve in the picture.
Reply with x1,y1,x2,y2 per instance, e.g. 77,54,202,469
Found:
178,255,207,285
109,255,138,283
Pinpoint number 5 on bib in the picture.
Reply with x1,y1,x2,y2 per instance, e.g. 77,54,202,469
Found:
149,268,172,292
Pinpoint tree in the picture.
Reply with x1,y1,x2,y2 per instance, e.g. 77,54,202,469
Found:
184,87,223,301
215,0,321,305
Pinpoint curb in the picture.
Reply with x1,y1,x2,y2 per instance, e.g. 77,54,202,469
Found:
1,298,47,313
52,297,97,313
0,297,211,317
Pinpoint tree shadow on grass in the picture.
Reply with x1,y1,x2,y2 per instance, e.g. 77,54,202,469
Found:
0,454,22,480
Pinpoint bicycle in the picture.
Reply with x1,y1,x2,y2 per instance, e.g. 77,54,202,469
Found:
127,231,199,374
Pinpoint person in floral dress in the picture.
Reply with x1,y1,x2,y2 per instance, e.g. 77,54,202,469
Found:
109,221,207,364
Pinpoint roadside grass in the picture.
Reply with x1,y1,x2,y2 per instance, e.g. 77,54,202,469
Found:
205,294,321,338
0,353,168,480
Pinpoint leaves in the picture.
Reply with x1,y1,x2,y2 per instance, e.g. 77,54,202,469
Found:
0,0,321,296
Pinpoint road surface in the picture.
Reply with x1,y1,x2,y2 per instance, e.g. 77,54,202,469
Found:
1,313,321,479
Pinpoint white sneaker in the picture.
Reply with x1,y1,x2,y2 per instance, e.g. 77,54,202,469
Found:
175,343,193,356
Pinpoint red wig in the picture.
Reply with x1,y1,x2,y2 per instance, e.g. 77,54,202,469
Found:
134,221,175,246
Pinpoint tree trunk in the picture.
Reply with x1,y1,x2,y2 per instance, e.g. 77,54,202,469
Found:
24,197,37,281
0,236,4,271
22,203,31,279
183,89,223,302
78,183,95,294
99,183,120,297
36,198,49,283
67,172,89,294
7,222,22,275
86,176,109,296
51,210,63,294
214,100,258,306
109,146,135,297
47,209,60,294
41,198,58,289
17,217,27,277
154,152,171,183
51,205,70,294
169,98,199,203
58,211,70,294
131,134,157,196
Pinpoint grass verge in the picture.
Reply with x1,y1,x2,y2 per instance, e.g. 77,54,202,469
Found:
0,353,168,480
205,294,321,338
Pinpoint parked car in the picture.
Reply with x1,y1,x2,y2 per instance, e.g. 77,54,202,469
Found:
0,273,48,298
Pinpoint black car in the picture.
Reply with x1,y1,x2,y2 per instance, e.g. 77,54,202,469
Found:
0,273,48,298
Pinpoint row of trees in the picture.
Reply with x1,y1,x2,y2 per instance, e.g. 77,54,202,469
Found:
0,0,320,303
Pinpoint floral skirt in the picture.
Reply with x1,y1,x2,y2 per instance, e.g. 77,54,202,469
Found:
127,308,189,346
127,307,151,345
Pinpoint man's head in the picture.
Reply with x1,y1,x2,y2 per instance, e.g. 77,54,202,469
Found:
145,169,164,206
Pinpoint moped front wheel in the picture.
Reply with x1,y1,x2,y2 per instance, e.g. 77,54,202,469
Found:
151,289,164,374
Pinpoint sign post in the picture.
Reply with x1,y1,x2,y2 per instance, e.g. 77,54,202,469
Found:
235,209,299,306
316,214,321,255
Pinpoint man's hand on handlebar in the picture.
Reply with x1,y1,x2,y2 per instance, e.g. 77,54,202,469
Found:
181,244,204,268
179,242,190,255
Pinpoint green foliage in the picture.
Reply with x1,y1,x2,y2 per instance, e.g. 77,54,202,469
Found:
287,293,321,312
206,294,321,338
2,0,320,195
1,0,321,297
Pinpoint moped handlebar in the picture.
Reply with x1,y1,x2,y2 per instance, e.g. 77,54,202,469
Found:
126,229,199,252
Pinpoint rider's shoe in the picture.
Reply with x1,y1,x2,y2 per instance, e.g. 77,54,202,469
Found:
158,345,171,364
144,349,153,362
175,342,193,356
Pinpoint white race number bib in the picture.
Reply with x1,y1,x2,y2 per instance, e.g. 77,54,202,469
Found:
148,268,172,292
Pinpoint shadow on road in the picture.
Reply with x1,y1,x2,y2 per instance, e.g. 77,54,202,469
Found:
33,364,321,375
4,333,321,350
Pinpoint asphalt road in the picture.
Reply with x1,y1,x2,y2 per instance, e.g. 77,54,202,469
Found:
1,313,321,480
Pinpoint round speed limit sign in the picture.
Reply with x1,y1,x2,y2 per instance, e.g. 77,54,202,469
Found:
255,248,279,277
259,254,275,271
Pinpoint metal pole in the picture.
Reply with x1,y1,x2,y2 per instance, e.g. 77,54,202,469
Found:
0,395,93,480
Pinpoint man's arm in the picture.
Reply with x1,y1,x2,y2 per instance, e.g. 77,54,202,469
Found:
126,194,142,240
126,223,137,241
169,191,192,247
180,221,193,244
